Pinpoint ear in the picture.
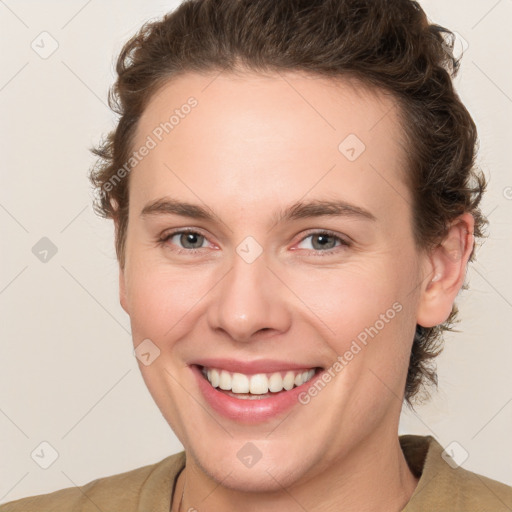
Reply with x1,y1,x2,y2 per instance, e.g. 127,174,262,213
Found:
119,265,129,314
114,217,129,315
416,213,475,328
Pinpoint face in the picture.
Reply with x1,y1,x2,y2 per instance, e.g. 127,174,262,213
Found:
119,71,437,491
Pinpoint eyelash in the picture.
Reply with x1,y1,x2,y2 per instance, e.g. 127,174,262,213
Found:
157,228,351,256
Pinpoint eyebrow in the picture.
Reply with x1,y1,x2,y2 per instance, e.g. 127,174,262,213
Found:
140,197,377,224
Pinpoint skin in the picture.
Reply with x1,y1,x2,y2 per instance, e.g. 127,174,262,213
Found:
118,70,474,512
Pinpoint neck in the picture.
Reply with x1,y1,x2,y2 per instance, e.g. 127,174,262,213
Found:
174,430,419,512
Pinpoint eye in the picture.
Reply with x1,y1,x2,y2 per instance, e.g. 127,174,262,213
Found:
157,228,351,256
295,230,351,254
158,229,213,254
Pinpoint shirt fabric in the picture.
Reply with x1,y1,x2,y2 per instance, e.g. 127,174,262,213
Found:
1,434,511,511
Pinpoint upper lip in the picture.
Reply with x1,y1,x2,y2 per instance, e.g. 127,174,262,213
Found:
192,358,322,375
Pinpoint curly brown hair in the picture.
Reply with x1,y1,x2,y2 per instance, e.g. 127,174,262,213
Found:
89,0,488,406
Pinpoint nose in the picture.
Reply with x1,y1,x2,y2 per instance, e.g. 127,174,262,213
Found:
206,249,292,343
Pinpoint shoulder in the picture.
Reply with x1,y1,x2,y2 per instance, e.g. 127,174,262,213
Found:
0,451,186,512
400,434,512,512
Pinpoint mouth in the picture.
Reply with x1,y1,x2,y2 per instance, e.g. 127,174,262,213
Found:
199,365,320,400
190,359,326,422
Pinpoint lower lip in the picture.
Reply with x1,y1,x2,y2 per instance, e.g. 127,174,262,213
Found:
191,365,322,423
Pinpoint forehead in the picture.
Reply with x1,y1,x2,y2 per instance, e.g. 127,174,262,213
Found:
129,70,410,224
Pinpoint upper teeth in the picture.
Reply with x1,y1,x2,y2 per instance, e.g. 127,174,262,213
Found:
202,367,316,394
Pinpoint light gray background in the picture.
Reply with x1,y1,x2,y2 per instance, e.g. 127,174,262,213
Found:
1,0,511,503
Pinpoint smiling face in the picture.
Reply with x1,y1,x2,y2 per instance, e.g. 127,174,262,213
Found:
119,70,432,491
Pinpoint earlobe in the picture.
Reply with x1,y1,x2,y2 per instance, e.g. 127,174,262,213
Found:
416,213,475,328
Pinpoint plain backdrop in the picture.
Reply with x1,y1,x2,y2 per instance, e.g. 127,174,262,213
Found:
1,0,511,503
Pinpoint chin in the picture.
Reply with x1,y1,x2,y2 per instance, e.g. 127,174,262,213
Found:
204,458,305,492
189,440,313,493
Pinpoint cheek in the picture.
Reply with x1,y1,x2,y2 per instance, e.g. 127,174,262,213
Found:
124,260,214,340
286,262,401,338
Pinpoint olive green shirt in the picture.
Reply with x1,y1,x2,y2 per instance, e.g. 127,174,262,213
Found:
1,435,511,511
